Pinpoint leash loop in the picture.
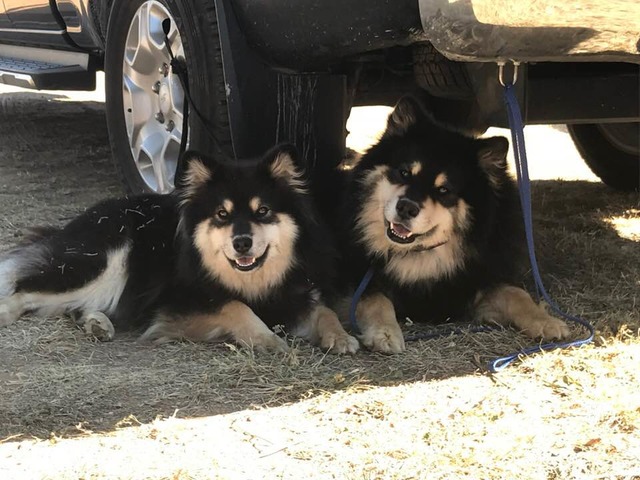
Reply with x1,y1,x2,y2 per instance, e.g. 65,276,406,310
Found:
498,60,520,87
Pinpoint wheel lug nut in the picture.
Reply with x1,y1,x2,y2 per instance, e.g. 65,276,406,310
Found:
166,120,175,132
158,63,169,76
152,81,161,93
155,112,165,124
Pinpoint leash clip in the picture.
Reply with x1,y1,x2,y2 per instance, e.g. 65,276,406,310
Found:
497,60,521,87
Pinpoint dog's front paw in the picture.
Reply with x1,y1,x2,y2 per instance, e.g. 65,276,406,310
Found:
360,323,405,354
78,311,115,342
246,332,291,353
320,330,360,354
521,313,571,340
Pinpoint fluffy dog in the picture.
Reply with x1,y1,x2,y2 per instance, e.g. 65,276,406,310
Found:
334,96,570,353
0,145,358,353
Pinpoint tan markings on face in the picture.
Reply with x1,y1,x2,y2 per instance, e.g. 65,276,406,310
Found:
194,213,299,301
434,173,448,188
382,190,456,250
179,158,211,206
383,197,473,285
355,165,406,254
408,197,454,239
357,166,474,284
410,162,422,176
384,238,465,285
474,286,570,340
141,301,288,350
222,199,234,214
249,197,261,212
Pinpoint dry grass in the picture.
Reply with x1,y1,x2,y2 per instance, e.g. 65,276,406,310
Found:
1,86,639,479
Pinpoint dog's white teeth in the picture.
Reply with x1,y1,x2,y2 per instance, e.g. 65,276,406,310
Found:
391,223,412,239
235,257,256,267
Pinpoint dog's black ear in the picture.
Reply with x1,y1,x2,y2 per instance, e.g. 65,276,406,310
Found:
261,144,307,193
177,151,214,202
477,136,510,190
384,96,425,136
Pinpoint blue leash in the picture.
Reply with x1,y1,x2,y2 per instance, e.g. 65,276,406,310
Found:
349,70,595,372
493,82,595,371
347,266,374,336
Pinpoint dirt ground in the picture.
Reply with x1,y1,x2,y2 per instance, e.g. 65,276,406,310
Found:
0,80,639,479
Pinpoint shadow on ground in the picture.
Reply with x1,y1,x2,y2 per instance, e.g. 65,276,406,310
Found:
0,93,638,440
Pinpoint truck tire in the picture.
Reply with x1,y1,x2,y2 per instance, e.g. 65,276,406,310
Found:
567,123,639,192
104,0,231,194
413,43,473,100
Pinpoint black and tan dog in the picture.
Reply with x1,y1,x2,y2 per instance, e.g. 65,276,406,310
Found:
334,96,570,353
0,145,358,354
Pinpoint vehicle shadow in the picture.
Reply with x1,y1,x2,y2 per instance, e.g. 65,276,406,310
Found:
0,93,638,441
1,176,637,441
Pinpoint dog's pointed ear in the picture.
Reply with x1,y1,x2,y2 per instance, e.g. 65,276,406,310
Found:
384,96,425,136
177,151,214,203
262,144,307,193
477,136,510,190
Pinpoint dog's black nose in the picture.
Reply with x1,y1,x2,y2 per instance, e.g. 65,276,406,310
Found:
396,198,420,219
232,235,253,254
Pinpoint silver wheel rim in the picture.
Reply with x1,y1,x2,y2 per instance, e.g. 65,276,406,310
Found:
122,0,185,193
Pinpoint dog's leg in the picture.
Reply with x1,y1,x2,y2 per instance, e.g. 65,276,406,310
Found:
293,304,359,354
142,301,290,352
475,285,570,339
356,293,405,353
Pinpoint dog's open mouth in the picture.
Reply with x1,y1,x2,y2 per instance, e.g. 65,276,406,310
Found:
229,247,269,272
387,222,417,244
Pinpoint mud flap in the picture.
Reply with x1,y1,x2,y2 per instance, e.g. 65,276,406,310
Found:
214,0,348,174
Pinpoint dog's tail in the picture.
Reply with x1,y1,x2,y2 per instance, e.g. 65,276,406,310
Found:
0,226,58,299
19,226,59,245
0,254,19,299
0,237,52,313
0,246,43,326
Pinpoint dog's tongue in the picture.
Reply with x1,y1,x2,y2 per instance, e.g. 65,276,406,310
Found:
235,256,256,267
392,223,412,237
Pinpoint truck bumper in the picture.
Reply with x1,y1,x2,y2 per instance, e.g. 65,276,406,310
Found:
419,0,640,64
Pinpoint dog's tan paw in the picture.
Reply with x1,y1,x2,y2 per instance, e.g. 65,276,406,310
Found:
521,313,571,340
246,333,290,353
360,324,405,354
320,330,360,354
78,312,115,342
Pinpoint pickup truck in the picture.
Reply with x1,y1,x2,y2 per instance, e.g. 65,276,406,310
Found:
0,0,638,192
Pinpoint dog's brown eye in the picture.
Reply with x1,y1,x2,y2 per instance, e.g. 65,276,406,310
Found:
216,209,228,219
399,168,410,178
437,186,450,195
256,206,271,217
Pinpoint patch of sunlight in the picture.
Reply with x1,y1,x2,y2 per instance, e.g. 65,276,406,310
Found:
346,106,392,153
487,125,599,182
605,209,640,241
0,72,105,103
346,106,598,183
